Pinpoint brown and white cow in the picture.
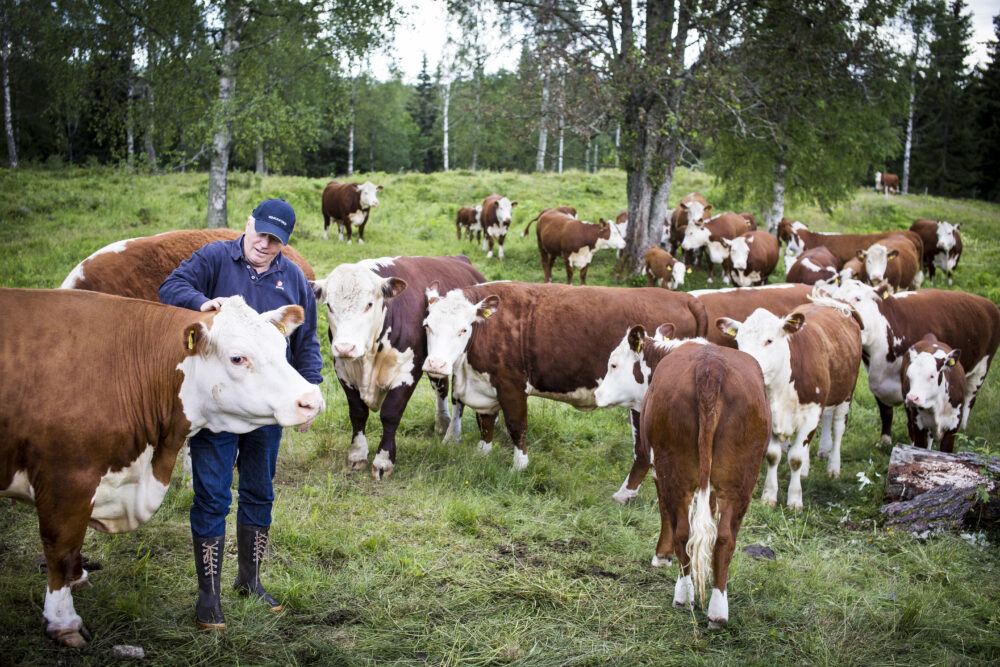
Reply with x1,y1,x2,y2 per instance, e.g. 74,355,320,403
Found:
594,323,770,628
901,334,966,453
828,279,1000,445
739,212,758,231
856,233,923,293
668,192,712,256
479,193,517,259
0,289,323,647
311,256,484,479
718,298,863,508
456,206,480,242
643,247,686,290
875,171,899,195
60,228,316,297
781,220,924,272
909,219,963,285
680,212,749,284
785,246,840,286
421,281,708,474
690,284,815,348
723,230,779,287
321,180,383,243
522,208,625,284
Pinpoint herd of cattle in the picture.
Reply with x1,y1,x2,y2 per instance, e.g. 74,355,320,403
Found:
2,181,997,643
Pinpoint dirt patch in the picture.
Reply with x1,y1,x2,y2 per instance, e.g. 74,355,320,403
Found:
547,538,592,553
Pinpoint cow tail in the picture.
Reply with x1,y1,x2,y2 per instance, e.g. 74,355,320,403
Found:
687,361,722,607
522,215,539,238
688,296,709,338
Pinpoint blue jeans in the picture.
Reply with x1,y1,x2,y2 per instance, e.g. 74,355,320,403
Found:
188,425,282,538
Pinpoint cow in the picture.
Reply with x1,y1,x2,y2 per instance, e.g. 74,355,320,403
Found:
680,212,749,284
521,209,625,284
0,289,323,647
828,279,1000,446
739,212,758,231
643,247,686,290
723,230,779,287
781,220,924,272
594,323,770,628
717,298,864,509
876,171,899,195
60,228,316,297
856,233,923,293
909,219,963,285
311,256,485,479
668,192,712,257
321,180,383,243
785,246,840,286
456,206,480,242
420,281,709,476
614,209,629,259
901,334,966,453
553,205,577,217
479,193,517,258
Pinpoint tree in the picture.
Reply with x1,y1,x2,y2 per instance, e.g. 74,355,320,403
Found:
971,14,1000,201
409,54,439,173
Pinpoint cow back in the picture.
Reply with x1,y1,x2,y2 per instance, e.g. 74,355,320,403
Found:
785,302,863,406
693,284,814,347
801,228,924,267
322,181,362,218
786,246,839,285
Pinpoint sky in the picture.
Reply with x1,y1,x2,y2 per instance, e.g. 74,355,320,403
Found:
373,0,999,85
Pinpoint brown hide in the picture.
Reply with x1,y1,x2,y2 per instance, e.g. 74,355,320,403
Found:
643,247,681,288
785,303,863,407
729,231,779,286
739,212,758,230
909,218,963,281
62,228,315,300
527,209,613,284
322,181,381,242
880,173,900,193
456,206,478,240
693,284,814,348
790,226,924,268
859,233,921,291
785,246,840,285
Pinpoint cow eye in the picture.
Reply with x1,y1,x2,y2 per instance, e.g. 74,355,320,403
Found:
460,328,468,336
764,339,773,346
230,355,247,365
364,301,373,312
610,363,618,370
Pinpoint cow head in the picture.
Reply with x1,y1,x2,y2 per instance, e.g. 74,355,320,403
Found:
716,309,801,386
724,235,752,271
857,243,898,285
936,221,961,251
668,259,687,290
357,182,383,209
826,278,881,348
682,198,707,224
594,325,651,410
680,219,710,251
904,334,963,409
496,197,516,226
179,296,324,433
311,261,406,360
422,286,499,378
596,218,627,251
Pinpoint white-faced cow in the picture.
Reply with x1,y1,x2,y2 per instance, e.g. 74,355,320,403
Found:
680,212,749,284
0,289,323,647
909,219,963,285
875,171,900,195
668,192,712,261
856,233,923,293
718,298,863,509
311,256,485,479
456,206,480,242
321,180,383,243
594,323,770,628
901,334,966,453
643,247,686,290
785,246,840,286
723,230,779,287
421,281,708,476
828,279,1000,445
522,208,625,284
479,193,517,258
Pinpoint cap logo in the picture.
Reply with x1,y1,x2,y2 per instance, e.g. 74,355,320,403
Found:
267,215,288,227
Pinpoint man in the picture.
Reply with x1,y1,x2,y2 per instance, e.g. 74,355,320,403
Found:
159,199,324,631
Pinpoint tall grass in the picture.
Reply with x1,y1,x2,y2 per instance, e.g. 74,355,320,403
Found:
1,167,999,665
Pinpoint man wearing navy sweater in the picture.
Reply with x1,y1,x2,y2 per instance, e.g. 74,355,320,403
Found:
160,199,324,631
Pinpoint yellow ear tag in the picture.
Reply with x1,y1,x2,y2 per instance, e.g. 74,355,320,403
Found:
276,322,287,335
636,340,643,352
687,267,693,274
482,308,492,319
187,330,195,350
947,358,955,366
726,328,736,336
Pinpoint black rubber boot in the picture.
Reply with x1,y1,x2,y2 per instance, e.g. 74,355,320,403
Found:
193,535,226,630
234,523,282,611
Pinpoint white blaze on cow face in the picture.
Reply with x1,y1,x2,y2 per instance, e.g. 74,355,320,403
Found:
683,199,705,224
177,296,323,434
726,236,751,270
905,347,959,410
722,308,795,388
422,288,497,378
669,260,687,290
785,221,808,257
680,221,710,251
859,243,897,284
594,330,647,410
936,221,959,252
596,220,627,251
314,261,404,360
358,181,382,209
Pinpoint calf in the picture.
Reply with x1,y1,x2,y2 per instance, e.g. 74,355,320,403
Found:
782,220,924,270
680,212,749,283
829,279,1000,445
901,334,966,453
0,289,322,646
322,180,383,243
311,256,485,479
479,193,517,258
909,219,963,285
643,247,686,289
668,192,712,256
785,245,840,286
718,299,864,508
595,324,769,628
522,209,625,284
724,230,779,287
857,233,923,293
421,281,708,475
455,206,480,242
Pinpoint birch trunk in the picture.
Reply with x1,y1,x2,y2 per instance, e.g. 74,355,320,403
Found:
144,39,156,170
535,69,550,172
441,80,450,172
126,78,135,169
557,114,564,174
256,143,266,176
767,161,787,234
206,0,245,229
2,24,16,168
472,66,481,170
347,77,356,176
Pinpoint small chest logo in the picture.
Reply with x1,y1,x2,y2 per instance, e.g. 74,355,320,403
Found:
275,280,284,291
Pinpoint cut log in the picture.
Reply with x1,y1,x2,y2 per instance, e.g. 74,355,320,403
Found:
880,444,1000,534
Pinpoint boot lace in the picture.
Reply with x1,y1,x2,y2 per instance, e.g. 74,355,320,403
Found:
253,530,268,579
201,541,220,593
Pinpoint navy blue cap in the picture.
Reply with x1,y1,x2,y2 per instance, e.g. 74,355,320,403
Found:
251,199,295,245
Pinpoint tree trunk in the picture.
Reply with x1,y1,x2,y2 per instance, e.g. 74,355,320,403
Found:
144,39,156,170
614,123,620,169
256,142,266,176
902,23,923,196
2,23,16,168
126,78,135,170
535,68,550,172
206,0,246,229
767,161,787,234
472,64,481,171
557,113,564,174
441,80,450,172
347,77,356,176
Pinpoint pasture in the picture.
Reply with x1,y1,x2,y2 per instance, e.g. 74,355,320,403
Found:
2,167,1000,665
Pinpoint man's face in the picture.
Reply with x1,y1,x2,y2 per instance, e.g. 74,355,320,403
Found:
244,218,284,270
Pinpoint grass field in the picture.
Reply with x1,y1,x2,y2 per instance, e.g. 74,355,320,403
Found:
1,167,999,665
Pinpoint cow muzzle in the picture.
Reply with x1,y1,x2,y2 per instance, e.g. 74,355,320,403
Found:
905,393,924,408
297,388,324,421
422,358,451,378
333,341,362,359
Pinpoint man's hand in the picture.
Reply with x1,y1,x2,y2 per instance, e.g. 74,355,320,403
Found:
200,297,228,312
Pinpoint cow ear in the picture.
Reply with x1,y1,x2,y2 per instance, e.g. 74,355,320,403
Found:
183,322,206,357
722,238,732,247
382,277,407,300
476,295,500,321
263,305,305,338
856,249,866,260
875,283,892,300
954,222,962,230
627,325,646,352
921,332,939,345
310,280,326,304
947,349,961,366
716,317,739,339
426,281,441,305
655,323,676,341
377,185,384,191
510,201,518,207
783,312,805,335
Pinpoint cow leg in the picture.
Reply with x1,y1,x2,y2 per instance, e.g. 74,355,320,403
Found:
345,223,353,244
761,436,783,506
614,409,650,504
475,412,498,455
826,400,851,477
340,379,371,470
650,468,674,567
357,221,367,245
338,222,345,243
876,396,895,446
323,216,330,241
428,374,451,435
483,235,492,256
817,409,834,460
373,384,419,480
940,427,958,454
579,263,590,285
444,398,464,444
708,502,743,630
564,258,574,285
905,406,929,449
721,258,732,285
497,234,506,259
786,430,812,510
540,250,553,283
671,502,694,611
37,497,91,646
497,390,530,470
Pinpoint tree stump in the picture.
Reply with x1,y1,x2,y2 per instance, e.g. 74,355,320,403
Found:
880,444,1000,535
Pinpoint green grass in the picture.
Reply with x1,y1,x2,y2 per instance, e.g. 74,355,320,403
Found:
1,167,1000,665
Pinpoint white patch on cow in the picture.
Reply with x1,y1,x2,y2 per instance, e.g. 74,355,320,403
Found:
728,237,750,270
453,357,499,412
651,554,671,567
906,351,962,446
800,257,823,273
372,449,393,475
673,574,694,609
59,238,135,289
669,261,687,289
443,403,463,444
357,182,381,209
594,335,648,411
44,586,83,635
567,245,596,270
512,448,529,471
936,222,958,252
1,470,35,502
348,209,366,226
689,283,799,298
89,444,170,533
862,243,891,284
962,355,989,430
732,270,761,287
348,432,369,467
596,221,627,251
476,440,492,455
708,588,729,628
681,222,710,251
525,383,597,410
612,478,640,504
334,336,415,412
707,241,730,264
683,199,705,223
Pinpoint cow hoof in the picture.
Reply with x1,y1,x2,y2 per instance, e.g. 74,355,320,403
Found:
358,239,364,245
651,555,671,568
708,618,728,630
827,471,840,478
761,497,778,507
817,451,829,460
788,503,804,511
348,458,369,471
51,626,90,648
672,602,693,612
612,489,638,504
371,466,393,481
